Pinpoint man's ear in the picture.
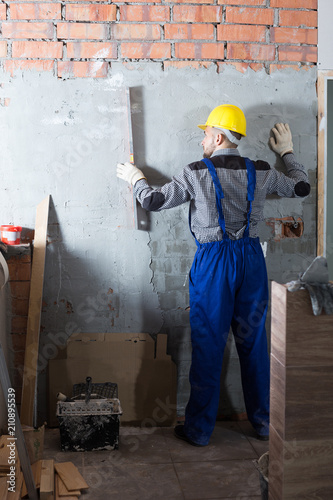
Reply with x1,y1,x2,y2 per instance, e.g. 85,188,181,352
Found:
215,132,224,146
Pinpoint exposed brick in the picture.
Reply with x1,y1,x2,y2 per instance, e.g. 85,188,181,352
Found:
226,7,274,26
10,3,61,20
112,24,161,41
164,60,214,69
10,333,27,352
227,43,275,61
167,0,213,3
271,0,317,8
11,298,29,316
12,41,63,58
11,316,28,334
0,3,6,19
165,23,214,40
57,22,108,40
112,0,161,3
173,5,222,23
59,0,114,2
279,9,317,28
120,5,169,22
64,0,119,2
217,61,264,73
270,63,300,72
65,4,116,22
67,42,117,59
278,45,317,63
7,261,31,281
219,0,265,4
12,350,25,368
2,22,53,39
270,27,317,45
10,281,30,299
217,24,266,42
121,42,171,59
0,41,7,57
58,61,108,78
175,42,224,60
6,252,31,264
3,59,54,75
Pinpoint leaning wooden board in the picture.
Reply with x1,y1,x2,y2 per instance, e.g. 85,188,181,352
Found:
54,462,89,492
40,460,54,500
55,474,80,499
56,474,80,497
20,196,50,426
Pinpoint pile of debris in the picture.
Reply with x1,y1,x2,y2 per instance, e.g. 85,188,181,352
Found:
0,434,89,499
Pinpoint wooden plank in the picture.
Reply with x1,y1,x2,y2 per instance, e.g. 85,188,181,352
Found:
40,459,54,500
56,474,80,497
317,70,333,257
8,470,23,500
20,195,50,426
0,435,11,471
55,474,80,499
0,476,8,500
21,460,42,498
54,463,88,492
317,70,327,257
0,346,37,500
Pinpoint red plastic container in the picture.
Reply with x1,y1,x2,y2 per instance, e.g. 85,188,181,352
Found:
0,225,22,245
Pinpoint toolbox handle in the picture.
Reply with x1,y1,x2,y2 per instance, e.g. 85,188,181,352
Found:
85,376,92,404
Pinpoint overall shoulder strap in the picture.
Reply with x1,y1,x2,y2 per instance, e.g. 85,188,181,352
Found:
243,157,257,238
201,157,227,237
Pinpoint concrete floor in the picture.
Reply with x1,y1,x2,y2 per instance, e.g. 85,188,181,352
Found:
43,420,268,499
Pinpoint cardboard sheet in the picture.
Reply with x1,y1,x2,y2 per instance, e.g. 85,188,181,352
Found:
48,333,177,427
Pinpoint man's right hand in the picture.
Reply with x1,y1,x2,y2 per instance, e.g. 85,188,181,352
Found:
269,123,294,157
117,162,146,186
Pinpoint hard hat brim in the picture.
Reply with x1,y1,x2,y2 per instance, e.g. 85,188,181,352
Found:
197,123,246,136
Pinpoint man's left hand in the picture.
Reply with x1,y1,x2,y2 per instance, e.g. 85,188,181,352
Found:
117,162,146,186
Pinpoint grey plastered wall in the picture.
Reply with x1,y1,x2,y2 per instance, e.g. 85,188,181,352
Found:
0,65,317,423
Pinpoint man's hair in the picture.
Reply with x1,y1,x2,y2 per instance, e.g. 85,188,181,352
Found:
230,130,242,141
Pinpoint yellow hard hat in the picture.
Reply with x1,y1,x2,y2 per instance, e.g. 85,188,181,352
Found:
198,104,247,137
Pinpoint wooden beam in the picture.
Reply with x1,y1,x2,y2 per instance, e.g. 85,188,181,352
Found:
20,195,50,426
21,460,42,498
40,460,54,500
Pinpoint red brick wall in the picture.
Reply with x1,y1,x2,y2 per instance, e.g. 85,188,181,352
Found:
7,247,32,410
0,0,318,77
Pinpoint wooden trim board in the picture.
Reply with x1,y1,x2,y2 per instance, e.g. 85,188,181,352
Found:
317,70,333,256
54,463,88,492
20,195,50,426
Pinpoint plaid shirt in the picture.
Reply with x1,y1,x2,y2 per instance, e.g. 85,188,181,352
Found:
134,149,310,243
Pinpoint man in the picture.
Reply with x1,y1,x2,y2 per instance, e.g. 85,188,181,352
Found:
117,104,311,446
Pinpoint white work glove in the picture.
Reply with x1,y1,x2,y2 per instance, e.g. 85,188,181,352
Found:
116,162,146,186
269,123,294,157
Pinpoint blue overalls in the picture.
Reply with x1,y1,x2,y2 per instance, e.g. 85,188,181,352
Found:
184,157,270,446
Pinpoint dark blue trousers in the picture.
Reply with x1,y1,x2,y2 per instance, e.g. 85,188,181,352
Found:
184,236,270,446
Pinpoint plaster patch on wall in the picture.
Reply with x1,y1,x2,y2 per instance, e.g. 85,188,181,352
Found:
261,241,268,258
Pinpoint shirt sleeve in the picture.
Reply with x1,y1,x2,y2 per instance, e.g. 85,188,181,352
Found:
266,153,311,198
133,165,195,211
